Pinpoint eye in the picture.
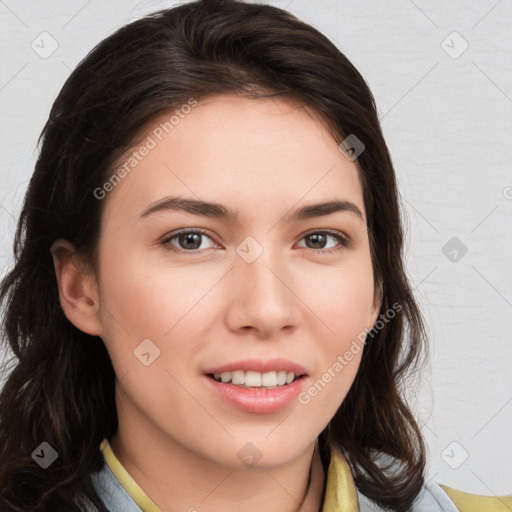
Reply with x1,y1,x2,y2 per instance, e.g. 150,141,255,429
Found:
296,230,352,254
160,228,352,256
161,229,218,254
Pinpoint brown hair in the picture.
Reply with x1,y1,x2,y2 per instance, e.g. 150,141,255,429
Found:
0,1,427,510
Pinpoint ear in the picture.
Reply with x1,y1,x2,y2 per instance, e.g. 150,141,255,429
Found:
50,239,103,336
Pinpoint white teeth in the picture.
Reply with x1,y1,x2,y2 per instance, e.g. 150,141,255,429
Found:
262,371,277,387
210,370,300,387
231,370,245,385
245,371,261,387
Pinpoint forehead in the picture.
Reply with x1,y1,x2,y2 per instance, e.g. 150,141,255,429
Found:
101,94,365,224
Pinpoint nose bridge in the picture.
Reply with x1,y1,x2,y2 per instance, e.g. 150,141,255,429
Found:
247,246,283,295
230,236,299,332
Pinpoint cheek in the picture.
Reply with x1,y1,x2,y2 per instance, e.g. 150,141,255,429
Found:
96,261,208,420
294,254,374,413
299,254,376,337
97,250,186,335
95,252,213,376
295,348,362,442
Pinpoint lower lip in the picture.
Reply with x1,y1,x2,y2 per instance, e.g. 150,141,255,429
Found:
202,375,307,414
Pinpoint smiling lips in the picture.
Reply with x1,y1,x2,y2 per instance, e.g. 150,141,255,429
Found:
202,358,308,413
203,358,307,389
209,370,298,388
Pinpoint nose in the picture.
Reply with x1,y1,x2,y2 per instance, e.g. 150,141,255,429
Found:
224,243,302,338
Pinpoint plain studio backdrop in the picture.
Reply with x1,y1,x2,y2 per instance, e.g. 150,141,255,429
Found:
0,0,511,498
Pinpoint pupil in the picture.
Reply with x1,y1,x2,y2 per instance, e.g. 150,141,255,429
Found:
307,233,326,249
181,233,201,249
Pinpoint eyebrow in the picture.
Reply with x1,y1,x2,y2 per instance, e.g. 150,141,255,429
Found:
140,196,364,223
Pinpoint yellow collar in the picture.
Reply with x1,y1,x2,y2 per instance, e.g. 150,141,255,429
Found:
99,438,359,512
100,439,161,512
321,445,359,511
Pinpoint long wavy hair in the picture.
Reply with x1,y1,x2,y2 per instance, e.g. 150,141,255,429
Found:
0,1,427,510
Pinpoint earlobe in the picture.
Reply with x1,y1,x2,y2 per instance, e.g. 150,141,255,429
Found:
50,239,103,336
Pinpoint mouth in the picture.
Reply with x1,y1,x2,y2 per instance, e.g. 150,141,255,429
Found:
205,370,307,389
202,358,309,413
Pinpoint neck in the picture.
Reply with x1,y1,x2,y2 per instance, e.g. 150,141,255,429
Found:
109,420,325,512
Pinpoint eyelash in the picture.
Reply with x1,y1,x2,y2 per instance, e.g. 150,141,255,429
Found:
160,229,353,255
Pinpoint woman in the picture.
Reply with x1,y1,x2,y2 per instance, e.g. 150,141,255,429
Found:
0,1,510,511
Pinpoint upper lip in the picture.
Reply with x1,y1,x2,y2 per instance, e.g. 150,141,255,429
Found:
203,358,308,376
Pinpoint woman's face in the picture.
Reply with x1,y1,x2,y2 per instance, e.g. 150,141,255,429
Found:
91,94,380,468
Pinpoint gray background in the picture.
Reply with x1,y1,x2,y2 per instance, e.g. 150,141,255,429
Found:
1,0,511,497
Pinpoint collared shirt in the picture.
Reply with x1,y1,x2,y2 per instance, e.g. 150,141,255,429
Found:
87,438,512,512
